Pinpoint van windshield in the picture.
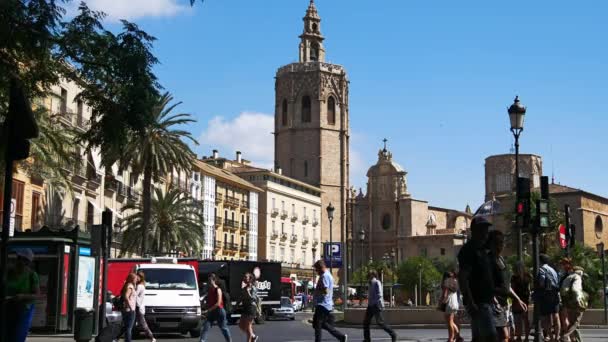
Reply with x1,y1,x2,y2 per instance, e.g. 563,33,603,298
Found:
142,269,197,290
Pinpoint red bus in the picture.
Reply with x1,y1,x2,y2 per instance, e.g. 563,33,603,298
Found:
281,277,295,302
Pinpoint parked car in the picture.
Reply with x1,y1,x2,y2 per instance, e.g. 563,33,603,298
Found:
271,297,295,320
293,295,303,311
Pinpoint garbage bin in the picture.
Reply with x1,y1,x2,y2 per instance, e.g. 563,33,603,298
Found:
73,308,95,342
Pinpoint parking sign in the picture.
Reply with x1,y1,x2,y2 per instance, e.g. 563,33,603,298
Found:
323,242,342,268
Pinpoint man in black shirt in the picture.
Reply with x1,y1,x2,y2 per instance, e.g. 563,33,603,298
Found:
458,216,497,342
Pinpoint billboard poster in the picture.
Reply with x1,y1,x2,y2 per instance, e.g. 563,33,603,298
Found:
76,256,95,309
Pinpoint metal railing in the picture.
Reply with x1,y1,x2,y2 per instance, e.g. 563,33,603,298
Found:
214,240,223,249
215,193,223,203
290,234,298,243
226,196,240,207
280,210,288,219
280,232,288,240
241,222,249,231
302,216,309,224
291,213,298,222
312,218,319,226
224,219,238,230
271,208,279,217
271,230,279,239
224,242,239,251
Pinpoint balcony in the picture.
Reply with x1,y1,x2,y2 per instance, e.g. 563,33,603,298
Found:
280,210,288,219
302,236,309,245
224,219,238,231
224,242,239,252
127,187,141,202
214,240,222,250
71,161,87,184
87,171,102,189
240,222,249,232
280,232,288,241
215,193,223,203
290,234,298,244
242,200,249,208
225,196,240,208
312,238,319,246
290,213,298,222
105,177,118,193
116,182,128,199
270,230,279,239
271,208,279,217
302,216,309,224
75,114,86,130
312,218,319,226
215,216,223,228
240,244,249,253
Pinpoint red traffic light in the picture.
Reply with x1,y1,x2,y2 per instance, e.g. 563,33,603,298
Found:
517,202,525,214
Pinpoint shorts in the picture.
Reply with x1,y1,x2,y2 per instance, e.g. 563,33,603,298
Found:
469,303,497,341
492,303,509,328
539,290,560,316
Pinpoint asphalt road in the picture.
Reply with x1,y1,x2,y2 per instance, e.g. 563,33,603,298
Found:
28,312,608,342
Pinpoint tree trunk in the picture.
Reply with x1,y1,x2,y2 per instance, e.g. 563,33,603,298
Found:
141,164,153,256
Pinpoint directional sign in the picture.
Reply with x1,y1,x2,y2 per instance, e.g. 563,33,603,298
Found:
559,224,567,249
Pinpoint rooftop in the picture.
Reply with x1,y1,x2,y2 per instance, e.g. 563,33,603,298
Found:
193,160,262,193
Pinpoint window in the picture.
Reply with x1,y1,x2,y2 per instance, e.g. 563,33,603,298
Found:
281,99,288,126
303,207,307,217
440,248,446,256
280,247,285,261
241,236,245,247
11,181,25,228
291,225,295,235
270,246,276,260
290,248,295,263
272,221,276,232
292,204,295,214
272,198,276,209
302,251,307,265
224,233,228,242
60,88,67,114
241,214,244,224
281,222,285,233
310,42,319,62
301,96,311,123
595,216,604,238
327,96,336,124
87,202,94,227
31,192,41,229
224,209,228,219
281,201,285,210
304,161,308,177
72,199,80,222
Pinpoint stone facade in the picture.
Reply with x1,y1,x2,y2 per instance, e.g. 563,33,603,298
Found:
351,146,471,270
274,0,349,250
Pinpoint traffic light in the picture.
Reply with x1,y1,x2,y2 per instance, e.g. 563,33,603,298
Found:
536,199,550,230
516,177,531,230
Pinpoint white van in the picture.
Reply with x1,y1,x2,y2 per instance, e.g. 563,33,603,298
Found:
137,259,202,337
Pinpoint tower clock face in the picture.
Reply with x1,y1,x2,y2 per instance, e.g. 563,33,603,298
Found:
382,213,391,230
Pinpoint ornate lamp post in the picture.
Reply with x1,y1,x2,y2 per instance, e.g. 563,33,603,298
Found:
508,96,526,263
358,229,365,303
326,203,335,275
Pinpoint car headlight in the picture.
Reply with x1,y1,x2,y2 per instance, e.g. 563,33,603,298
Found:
197,307,202,315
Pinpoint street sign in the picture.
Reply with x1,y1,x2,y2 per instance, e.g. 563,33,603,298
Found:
323,242,342,268
9,199,16,237
559,224,567,249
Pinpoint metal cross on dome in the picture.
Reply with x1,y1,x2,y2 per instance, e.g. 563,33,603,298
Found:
382,138,388,151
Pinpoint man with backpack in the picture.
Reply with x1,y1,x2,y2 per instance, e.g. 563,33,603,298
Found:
559,258,587,342
537,254,561,341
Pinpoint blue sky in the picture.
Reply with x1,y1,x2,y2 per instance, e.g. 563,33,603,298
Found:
82,0,607,211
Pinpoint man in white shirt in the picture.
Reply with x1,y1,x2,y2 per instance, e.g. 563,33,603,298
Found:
363,270,396,342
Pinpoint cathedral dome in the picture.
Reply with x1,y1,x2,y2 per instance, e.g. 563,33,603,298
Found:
366,148,405,177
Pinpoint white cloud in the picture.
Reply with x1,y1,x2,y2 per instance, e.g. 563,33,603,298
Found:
199,112,275,168
74,0,189,21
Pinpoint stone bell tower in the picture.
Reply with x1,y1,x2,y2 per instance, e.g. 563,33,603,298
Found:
274,0,350,248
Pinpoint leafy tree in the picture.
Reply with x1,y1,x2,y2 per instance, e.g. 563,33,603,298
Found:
396,256,441,301
351,260,397,285
120,187,204,256
431,257,458,276
118,93,196,254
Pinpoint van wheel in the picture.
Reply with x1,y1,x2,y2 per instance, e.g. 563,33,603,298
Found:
190,329,201,338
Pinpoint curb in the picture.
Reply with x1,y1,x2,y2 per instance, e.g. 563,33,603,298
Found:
334,323,608,330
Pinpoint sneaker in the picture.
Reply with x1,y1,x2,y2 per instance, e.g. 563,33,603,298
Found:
252,336,259,342
340,334,348,342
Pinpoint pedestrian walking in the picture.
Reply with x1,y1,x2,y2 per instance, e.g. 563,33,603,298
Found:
363,269,396,342
486,230,527,342
559,258,588,342
440,271,462,342
457,216,497,342
120,273,138,342
312,260,347,342
238,272,259,342
512,261,532,342
537,254,561,341
135,270,156,342
5,248,40,342
200,273,232,342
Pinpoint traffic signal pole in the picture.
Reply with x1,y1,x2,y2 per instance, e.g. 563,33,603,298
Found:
0,158,14,342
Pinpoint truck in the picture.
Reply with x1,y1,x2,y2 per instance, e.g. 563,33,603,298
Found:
107,258,202,337
197,260,281,324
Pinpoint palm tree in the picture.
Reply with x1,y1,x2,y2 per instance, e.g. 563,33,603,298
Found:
119,92,197,255
119,187,204,256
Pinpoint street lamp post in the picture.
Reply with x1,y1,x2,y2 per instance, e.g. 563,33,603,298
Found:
312,246,317,311
508,96,526,264
597,243,607,325
359,229,365,305
326,203,335,275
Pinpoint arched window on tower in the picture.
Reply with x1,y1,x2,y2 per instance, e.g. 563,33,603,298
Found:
310,42,319,62
327,96,336,125
281,99,288,126
301,96,311,123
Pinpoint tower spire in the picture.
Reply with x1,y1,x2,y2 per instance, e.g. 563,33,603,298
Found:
299,0,325,63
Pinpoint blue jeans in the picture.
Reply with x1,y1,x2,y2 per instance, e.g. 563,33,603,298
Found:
469,303,497,342
7,303,34,342
121,310,136,342
200,308,231,342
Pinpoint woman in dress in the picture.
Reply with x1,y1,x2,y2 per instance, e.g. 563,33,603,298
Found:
121,273,138,342
136,270,156,342
441,271,462,342
238,272,259,342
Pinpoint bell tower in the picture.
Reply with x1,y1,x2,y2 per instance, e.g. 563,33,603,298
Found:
274,0,350,249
